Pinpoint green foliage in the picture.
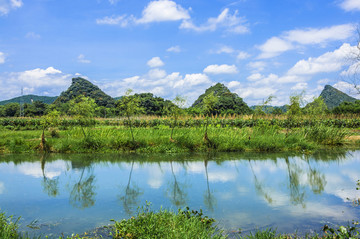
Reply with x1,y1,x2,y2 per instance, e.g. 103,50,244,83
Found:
110,203,226,239
304,96,327,116
0,94,57,105
303,124,350,145
322,222,360,239
287,93,304,118
192,83,252,115
254,95,275,116
320,85,357,110
0,211,21,239
54,77,115,108
333,100,360,114
68,96,96,119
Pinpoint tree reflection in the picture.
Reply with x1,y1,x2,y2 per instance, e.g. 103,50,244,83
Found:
284,157,306,207
248,160,273,204
302,155,326,194
40,156,59,197
166,161,187,207
69,166,96,209
203,159,216,211
118,161,143,215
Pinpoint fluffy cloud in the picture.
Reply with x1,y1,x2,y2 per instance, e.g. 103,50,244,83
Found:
287,43,356,75
258,24,355,58
0,52,5,64
0,0,23,15
147,57,164,68
340,0,360,11
137,0,190,23
180,8,248,34
291,82,308,91
283,24,355,45
101,69,212,105
247,61,267,72
0,67,72,101
203,64,238,74
237,51,251,60
98,0,190,26
258,37,293,59
167,45,181,53
77,54,91,64
96,15,132,27
214,45,235,54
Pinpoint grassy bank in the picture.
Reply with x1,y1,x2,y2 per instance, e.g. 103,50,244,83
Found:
1,206,359,239
0,122,358,154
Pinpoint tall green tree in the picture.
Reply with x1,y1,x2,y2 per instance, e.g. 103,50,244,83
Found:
68,95,97,137
117,89,141,143
170,95,186,140
203,92,218,141
287,92,304,119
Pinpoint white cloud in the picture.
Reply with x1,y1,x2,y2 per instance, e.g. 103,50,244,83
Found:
96,15,131,27
147,56,164,68
101,70,211,105
148,68,167,79
25,32,41,39
288,43,356,75
227,81,241,88
180,8,248,34
77,54,91,64
137,0,190,24
15,161,68,179
340,0,360,11
0,67,72,101
0,52,5,64
247,61,267,72
258,37,293,59
291,82,308,91
258,24,356,58
333,81,359,96
167,45,181,53
0,0,22,15
203,64,238,74
247,73,263,81
283,24,355,45
215,46,235,54
237,51,250,60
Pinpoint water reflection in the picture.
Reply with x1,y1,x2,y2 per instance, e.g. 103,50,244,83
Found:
166,161,188,207
0,151,359,236
118,160,143,215
41,156,60,198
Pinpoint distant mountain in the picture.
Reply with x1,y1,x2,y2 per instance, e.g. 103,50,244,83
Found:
54,77,115,107
320,85,357,110
0,95,57,105
192,83,252,114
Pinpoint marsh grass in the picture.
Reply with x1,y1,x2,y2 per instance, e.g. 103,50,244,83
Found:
0,122,353,154
110,203,226,239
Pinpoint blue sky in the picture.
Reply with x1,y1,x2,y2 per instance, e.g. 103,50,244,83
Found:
0,0,360,106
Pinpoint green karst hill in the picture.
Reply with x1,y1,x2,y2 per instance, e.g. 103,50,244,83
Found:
320,85,357,110
0,95,57,105
191,83,252,115
54,77,115,107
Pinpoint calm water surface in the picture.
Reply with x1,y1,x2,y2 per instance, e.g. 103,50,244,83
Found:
0,151,360,237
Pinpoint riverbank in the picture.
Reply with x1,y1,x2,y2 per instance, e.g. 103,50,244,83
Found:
0,124,358,154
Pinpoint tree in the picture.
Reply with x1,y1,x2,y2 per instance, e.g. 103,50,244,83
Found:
202,92,218,141
304,96,327,117
346,27,360,94
68,95,97,137
287,92,304,119
169,95,186,140
254,95,275,117
117,89,141,143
